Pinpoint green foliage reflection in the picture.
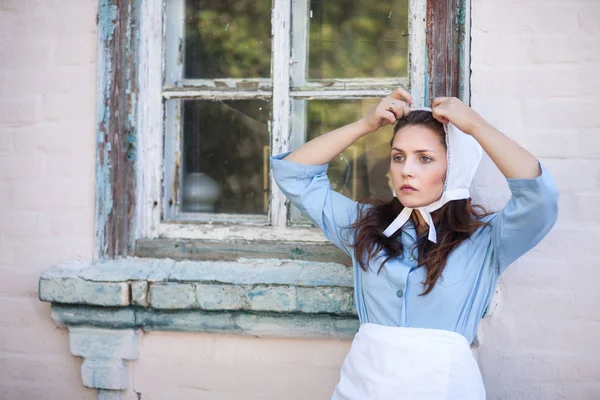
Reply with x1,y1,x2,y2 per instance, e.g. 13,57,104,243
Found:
308,0,409,79
183,0,409,80
185,0,272,79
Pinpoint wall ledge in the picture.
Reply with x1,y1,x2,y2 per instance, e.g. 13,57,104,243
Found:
39,257,359,339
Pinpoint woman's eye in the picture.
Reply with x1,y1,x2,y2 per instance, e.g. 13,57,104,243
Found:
393,155,404,162
421,156,432,163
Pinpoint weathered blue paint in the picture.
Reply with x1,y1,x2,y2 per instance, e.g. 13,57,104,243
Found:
97,2,118,43
95,0,118,259
40,259,356,315
247,290,265,299
94,0,141,259
52,305,359,339
53,305,136,329
41,259,359,338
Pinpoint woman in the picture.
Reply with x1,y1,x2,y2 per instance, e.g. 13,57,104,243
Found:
270,88,559,399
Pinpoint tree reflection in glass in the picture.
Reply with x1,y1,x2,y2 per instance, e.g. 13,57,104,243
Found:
308,0,409,79
184,0,272,79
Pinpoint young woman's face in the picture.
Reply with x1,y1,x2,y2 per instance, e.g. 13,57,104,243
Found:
389,125,448,208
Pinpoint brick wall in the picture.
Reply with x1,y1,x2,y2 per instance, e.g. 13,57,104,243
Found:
1,0,598,399
471,1,600,398
0,1,96,398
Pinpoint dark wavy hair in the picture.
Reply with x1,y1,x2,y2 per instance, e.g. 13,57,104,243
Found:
347,110,491,296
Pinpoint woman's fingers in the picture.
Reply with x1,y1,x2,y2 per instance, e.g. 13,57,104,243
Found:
432,97,451,108
387,101,411,121
389,87,413,105
387,102,401,121
432,106,450,124
382,109,397,125
400,102,411,119
364,88,414,131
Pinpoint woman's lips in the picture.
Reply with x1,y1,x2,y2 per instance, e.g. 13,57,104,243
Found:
400,185,418,193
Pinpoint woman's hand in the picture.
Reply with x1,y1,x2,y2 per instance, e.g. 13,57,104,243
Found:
431,97,490,135
432,97,541,178
359,87,413,134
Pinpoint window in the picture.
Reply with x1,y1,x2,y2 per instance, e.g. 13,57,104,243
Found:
95,0,467,257
160,0,427,235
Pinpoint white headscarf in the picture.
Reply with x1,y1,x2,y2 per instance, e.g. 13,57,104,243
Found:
382,107,483,243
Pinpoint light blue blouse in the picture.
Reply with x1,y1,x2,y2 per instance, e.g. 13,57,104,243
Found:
271,151,559,344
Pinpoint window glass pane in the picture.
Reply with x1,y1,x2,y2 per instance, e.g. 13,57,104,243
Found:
182,100,271,215
184,0,272,79
290,99,395,224
308,0,409,79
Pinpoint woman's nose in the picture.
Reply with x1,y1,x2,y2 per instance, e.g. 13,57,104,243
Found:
401,159,417,178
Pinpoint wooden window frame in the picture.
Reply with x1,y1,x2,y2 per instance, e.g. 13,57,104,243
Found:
94,0,470,259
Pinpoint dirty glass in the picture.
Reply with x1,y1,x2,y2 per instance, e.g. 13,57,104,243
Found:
181,100,272,215
290,99,395,224
308,0,409,79
184,0,272,79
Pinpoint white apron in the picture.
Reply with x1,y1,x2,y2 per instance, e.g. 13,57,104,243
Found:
331,323,486,400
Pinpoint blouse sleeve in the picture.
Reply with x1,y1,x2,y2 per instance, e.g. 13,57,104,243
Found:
490,162,559,274
270,151,360,257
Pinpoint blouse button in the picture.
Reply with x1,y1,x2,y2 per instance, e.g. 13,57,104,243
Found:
396,289,404,298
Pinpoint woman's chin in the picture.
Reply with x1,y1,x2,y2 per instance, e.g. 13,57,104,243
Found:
398,196,430,209
399,200,426,208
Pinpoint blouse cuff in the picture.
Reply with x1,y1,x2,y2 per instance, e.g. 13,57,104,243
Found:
506,161,556,194
270,151,329,180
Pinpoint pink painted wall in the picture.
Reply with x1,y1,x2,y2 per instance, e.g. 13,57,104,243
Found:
0,0,598,399
0,0,97,398
471,1,600,398
133,332,349,400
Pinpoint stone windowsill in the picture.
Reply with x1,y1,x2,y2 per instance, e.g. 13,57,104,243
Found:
38,257,359,339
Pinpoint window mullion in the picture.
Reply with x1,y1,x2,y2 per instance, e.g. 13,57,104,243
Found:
163,0,185,220
164,0,185,86
291,0,309,89
135,0,166,240
270,0,292,229
290,0,309,151
290,89,400,100
174,78,272,89
162,89,272,100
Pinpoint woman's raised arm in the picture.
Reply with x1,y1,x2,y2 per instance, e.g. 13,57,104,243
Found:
430,97,541,179
429,97,559,274
283,87,413,165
